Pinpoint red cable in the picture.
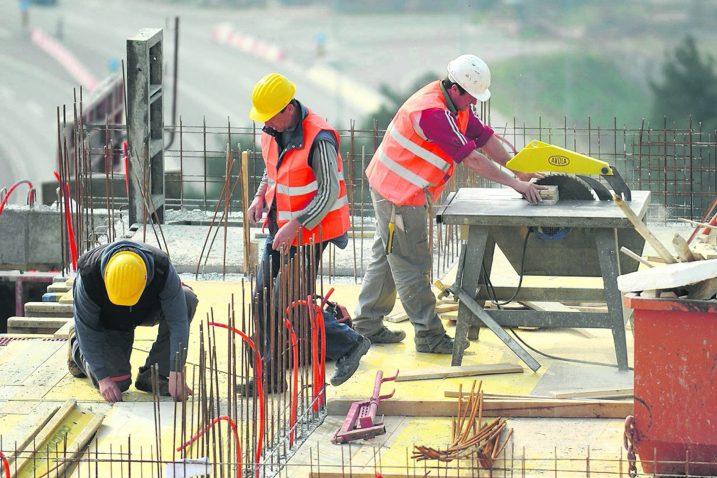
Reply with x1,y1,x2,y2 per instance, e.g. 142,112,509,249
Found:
283,319,299,447
0,179,34,217
317,305,326,408
53,171,77,271
309,302,320,412
286,299,325,412
177,416,240,478
207,322,264,478
0,451,9,478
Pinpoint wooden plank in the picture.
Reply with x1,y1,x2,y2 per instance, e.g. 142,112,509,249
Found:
445,391,549,400
10,399,76,470
5,404,60,465
395,363,523,382
551,388,633,400
11,343,71,400
617,259,717,292
327,398,632,418
385,312,408,323
0,340,65,386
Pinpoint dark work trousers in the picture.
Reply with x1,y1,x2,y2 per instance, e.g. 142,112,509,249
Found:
255,235,359,370
71,286,198,391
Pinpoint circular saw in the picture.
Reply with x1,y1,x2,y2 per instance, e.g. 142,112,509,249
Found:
506,140,631,201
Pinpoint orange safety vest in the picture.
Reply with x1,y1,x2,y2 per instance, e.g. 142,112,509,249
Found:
366,81,469,206
262,111,350,246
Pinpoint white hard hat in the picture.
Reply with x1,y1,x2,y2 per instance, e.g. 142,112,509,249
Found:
447,54,491,102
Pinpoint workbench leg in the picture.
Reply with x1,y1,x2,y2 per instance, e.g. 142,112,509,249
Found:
595,228,629,371
452,227,489,366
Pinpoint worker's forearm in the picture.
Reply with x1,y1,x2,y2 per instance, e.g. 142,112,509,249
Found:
479,135,512,166
463,150,520,189
255,170,268,198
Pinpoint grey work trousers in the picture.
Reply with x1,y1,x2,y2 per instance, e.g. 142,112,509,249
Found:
353,188,445,339
71,286,198,391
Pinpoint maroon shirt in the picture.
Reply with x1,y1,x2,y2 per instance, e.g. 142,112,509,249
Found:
418,107,494,163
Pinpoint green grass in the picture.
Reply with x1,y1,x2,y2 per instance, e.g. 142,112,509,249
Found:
489,52,651,129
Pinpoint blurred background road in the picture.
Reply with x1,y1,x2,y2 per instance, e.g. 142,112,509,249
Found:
1,0,714,193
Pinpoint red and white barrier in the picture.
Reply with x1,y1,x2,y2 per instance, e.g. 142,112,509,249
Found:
212,24,286,63
31,27,98,92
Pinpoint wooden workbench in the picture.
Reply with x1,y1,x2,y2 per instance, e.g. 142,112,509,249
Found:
436,187,651,371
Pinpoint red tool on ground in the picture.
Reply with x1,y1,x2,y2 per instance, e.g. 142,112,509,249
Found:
331,369,399,444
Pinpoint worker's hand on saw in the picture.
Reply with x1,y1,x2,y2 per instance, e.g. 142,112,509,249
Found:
513,180,546,204
98,377,123,403
247,195,265,225
272,218,301,250
168,371,193,402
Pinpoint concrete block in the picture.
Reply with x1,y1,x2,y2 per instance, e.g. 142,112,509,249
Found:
7,316,69,334
47,283,71,293
24,302,73,318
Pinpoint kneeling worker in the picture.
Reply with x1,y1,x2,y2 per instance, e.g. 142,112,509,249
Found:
67,240,197,403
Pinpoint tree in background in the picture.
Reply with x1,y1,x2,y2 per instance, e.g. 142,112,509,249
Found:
361,72,437,130
650,35,717,132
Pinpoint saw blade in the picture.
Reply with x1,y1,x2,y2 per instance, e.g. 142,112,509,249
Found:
536,174,596,201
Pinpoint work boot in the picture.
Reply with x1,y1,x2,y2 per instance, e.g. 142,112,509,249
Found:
330,336,371,387
236,374,287,397
415,334,469,354
134,369,170,396
363,326,406,344
66,326,86,378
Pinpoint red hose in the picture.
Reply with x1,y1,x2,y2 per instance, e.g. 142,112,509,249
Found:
0,179,34,217
53,171,77,271
208,322,264,478
283,319,299,447
0,451,9,478
286,298,325,413
177,416,240,478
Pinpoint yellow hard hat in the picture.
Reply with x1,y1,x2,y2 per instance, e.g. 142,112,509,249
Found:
249,73,296,123
103,250,147,306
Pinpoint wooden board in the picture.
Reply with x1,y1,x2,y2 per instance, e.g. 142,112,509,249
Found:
395,363,523,382
617,259,717,292
327,398,632,418
551,388,633,400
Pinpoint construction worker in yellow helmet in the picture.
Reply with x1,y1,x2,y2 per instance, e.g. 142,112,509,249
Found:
240,72,370,396
67,240,198,403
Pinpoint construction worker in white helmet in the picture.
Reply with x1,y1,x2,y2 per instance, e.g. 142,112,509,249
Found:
67,240,197,403
354,54,545,354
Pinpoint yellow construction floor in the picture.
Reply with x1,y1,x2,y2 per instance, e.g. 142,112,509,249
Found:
0,275,634,477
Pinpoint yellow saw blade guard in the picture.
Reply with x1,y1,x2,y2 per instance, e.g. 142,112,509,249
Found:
506,140,613,175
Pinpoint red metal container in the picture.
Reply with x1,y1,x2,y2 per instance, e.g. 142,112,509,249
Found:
624,294,717,475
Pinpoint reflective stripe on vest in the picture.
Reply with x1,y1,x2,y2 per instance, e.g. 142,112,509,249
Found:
277,195,348,221
384,123,452,174
366,81,468,206
261,110,350,246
